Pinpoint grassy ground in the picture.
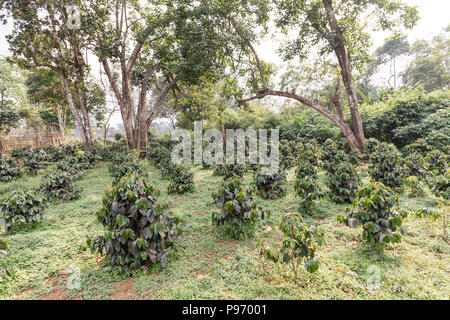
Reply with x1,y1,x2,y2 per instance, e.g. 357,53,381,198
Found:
0,160,448,300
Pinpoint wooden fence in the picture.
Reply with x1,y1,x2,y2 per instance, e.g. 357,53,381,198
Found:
0,131,66,155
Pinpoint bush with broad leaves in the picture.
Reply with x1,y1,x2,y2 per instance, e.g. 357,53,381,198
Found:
109,154,142,186
369,142,404,190
212,175,269,239
425,149,448,176
327,161,361,203
404,152,427,178
88,173,182,275
167,165,195,194
338,182,408,245
254,167,287,200
40,170,80,200
0,190,46,232
402,138,433,157
260,211,325,280
0,157,22,182
213,163,247,179
430,170,449,200
294,159,323,213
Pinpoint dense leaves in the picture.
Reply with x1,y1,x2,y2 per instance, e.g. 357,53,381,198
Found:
294,159,323,213
89,174,182,274
167,165,195,194
40,170,80,201
327,162,361,203
212,176,269,239
0,157,22,182
338,182,408,245
369,142,404,189
0,190,46,232
254,168,287,200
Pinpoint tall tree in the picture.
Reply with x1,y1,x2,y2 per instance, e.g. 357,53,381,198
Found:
84,0,234,151
220,0,418,151
402,26,450,92
0,0,97,148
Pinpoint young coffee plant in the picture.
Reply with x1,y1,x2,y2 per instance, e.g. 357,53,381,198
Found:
40,170,80,201
23,149,48,175
369,142,404,190
425,149,448,176
254,168,287,199
167,165,195,194
280,139,297,169
55,160,85,180
297,142,321,166
0,157,22,182
212,176,269,239
294,160,323,213
363,138,381,160
430,170,449,200
338,182,408,245
0,190,46,232
405,152,427,178
260,211,325,280
89,174,182,274
327,162,361,203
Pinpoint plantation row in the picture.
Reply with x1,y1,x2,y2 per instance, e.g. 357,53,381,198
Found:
0,136,448,281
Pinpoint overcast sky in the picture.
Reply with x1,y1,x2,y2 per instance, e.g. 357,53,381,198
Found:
0,0,449,127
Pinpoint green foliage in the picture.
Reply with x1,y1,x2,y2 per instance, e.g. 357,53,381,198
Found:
109,154,143,186
402,138,433,157
254,168,287,200
0,190,46,232
167,165,195,194
294,160,323,213
23,148,47,175
369,142,404,189
430,170,449,200
261,211,325,279
404,152,427,178
279,139,297,169
114,132,123,141
362,89,450,149
327,162,361,203
425,149,448,176
212,176,269,239
0,157,22,182
338,182,408,245
213,164,247,179
40,170,80,201
89,174,182,275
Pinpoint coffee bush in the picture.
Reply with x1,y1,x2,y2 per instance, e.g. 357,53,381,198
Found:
369,143,404,189
40,170,80,200
89,174,182,274
327,162,361,203
425,149,448,176
338,182,408,245
0,190,46,232
0,157,22,182
167,165,195,194
254,168,287,200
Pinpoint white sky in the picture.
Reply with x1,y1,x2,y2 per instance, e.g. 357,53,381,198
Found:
0,0,449,127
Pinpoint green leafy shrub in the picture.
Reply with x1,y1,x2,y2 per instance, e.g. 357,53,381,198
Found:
40,170,80,200
425,149,448,176
11,146,32,159
213,164,247,179
0,238,7,255
0,157,22,182
404,152,427,178
364,138,381,158
23,149,47,175
294,160,323,213
212,176,269,239
260,211,325,279
430,170,449,200
254,168,287,199
280,139,297,169
109,154,142,185
296,142,321,166
338,182,408,245
327,162,361,203
402,138,433,157
0,190,46,232
167,165,195,194
369,142,404,189
54,160,85,180
89,174,182,274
